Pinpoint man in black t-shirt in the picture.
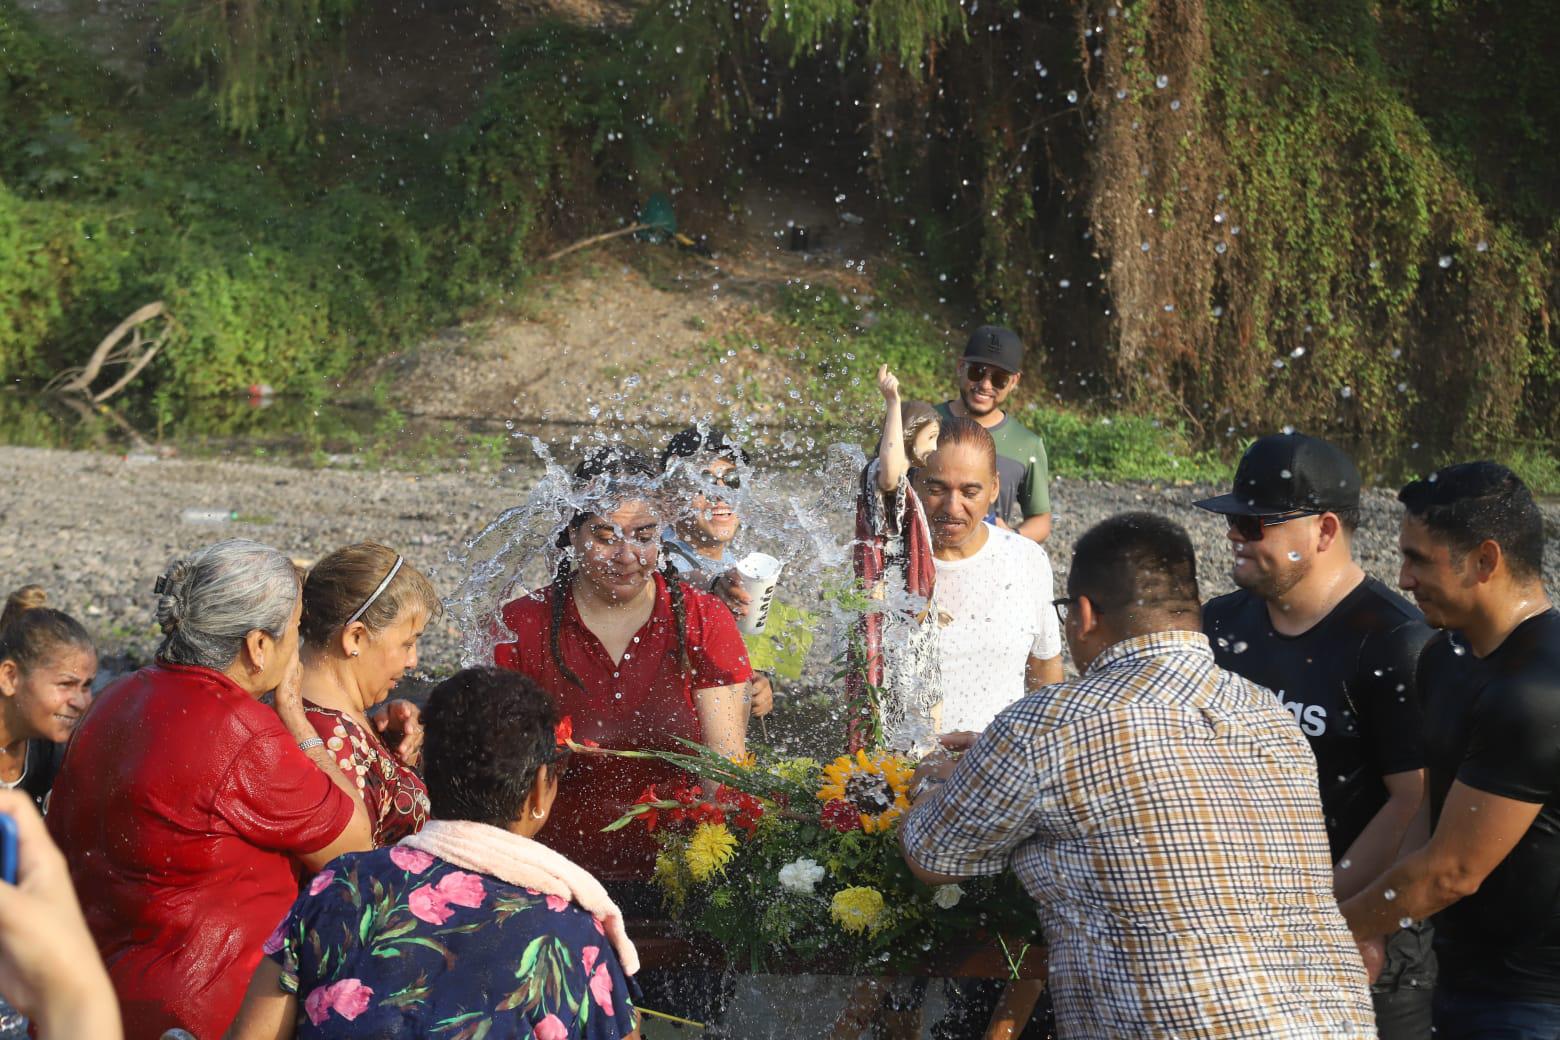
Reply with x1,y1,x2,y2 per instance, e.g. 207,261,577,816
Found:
1341,461,1560,1039
1198,434,1436,1038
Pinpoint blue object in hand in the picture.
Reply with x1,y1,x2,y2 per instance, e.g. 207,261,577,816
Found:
0,814,16,885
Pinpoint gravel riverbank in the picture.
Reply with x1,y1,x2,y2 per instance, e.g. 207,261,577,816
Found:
2,445,1556,676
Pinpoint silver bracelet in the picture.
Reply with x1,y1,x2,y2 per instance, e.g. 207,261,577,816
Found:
297,737,325,753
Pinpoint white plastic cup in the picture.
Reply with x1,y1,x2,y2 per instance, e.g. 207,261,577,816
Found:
735,552,783,635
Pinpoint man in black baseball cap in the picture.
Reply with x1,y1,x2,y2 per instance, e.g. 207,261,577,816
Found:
934,325,1053,544
1199,432,1436,1038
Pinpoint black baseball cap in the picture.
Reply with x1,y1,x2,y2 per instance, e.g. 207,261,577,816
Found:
962,326,1025,374
661,426,751,469
1195,433,1361,516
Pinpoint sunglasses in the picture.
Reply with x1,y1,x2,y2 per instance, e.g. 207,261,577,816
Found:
1226,510,1321,542
1052,597,1077,624
964,363,1015,390
702,469,741,491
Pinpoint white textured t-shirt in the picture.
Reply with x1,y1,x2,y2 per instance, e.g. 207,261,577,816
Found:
933,524,1063,731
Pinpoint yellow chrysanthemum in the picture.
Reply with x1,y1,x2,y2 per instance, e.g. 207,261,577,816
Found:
729,751,758,769
830,886,887,934
653,850,688,906
773,756,821,786
816,749,914,833
684,822,738,881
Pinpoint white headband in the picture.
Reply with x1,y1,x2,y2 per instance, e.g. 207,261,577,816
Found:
347,555,404,626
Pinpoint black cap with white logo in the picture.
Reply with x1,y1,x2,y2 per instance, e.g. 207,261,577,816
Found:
1195,433,1361,516
962,326,1026,374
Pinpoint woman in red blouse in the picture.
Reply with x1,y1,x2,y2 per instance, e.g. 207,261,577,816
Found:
299,542,441,847
494,447,753,882
47,538,372,1040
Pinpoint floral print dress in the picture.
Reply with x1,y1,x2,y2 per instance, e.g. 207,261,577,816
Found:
303,703,430,846
266,846,640,1039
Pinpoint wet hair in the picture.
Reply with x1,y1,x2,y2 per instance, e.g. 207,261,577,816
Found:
929,415,998,477
301,542,443,648
1068,512,1201,634
423,667,561,828
549,447,687,689
1333,507,1361,535
0,586,93,674
1399,461,1544,580
155,539,300,670
661,426,751,469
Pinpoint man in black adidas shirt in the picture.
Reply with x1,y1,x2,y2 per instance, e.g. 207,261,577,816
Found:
1199,433,1435,1038
1342,461,1560,1039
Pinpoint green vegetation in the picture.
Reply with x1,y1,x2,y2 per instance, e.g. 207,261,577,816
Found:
2,0,1556,484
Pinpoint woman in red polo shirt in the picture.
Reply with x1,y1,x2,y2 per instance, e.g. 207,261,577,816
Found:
494,447,752,883
47,539,372,1040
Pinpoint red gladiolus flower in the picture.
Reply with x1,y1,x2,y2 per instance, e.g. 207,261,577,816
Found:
633,786,661,833
821,799,861,833
555,716,574,748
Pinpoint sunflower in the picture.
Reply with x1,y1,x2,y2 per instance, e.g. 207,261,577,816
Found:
830,886,888,934
684,822,739,881
816,749,914,834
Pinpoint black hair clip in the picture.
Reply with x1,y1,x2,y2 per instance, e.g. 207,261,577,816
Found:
154,575,170,595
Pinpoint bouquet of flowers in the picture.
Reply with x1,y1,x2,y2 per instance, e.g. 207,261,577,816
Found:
598,739,1040,974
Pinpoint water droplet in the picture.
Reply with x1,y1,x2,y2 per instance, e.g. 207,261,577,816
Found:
1058,279,1071,288
1155,74,1169,89
1140,241,1151,252
1399,917,1414,929
1290,347,1305,359
1383,888,1397,901
1066,90,1079,104
1116,88,1128,100
1339,858,1352,870
1287,551,1302,561
1231,640,1249,654
1211,305,1224,317
1215,242,1227,255
1339,386,1353,399
1280,469,1292,479
1438,255,1453,268
1475,239,1489,252
1170,99,1181,111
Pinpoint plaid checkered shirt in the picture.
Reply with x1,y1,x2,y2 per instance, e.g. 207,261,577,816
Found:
902,630,1376,1038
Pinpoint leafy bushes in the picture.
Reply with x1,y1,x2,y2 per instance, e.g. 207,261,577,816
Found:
0,2,458,402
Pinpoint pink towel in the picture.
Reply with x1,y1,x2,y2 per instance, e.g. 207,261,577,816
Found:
400,819,640,976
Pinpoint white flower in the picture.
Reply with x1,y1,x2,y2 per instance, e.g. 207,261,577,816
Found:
778,858,826,895
932,884,965,909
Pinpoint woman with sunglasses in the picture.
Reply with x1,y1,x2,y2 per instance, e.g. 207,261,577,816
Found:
493,446,753,884
226,668,643,1040
658,426,750,588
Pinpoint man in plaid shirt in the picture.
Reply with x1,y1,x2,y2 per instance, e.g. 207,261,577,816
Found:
901,512,1377,1038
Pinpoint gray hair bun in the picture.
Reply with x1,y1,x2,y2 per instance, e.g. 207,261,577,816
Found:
154,559,193,634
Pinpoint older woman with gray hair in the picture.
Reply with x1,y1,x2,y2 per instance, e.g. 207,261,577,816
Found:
48,539,371,1040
